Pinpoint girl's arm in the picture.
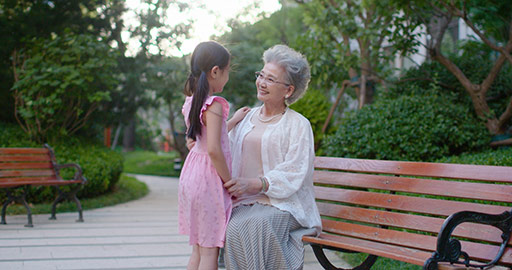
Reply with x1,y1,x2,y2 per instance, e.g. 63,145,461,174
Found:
205,101,231,183
227,106,251,132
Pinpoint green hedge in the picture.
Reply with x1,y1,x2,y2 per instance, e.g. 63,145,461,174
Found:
0,122,123,203
290,88,334,151
436,146,512,166
321,92,490,161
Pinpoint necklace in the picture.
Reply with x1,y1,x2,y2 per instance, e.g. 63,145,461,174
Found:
258,107,286,123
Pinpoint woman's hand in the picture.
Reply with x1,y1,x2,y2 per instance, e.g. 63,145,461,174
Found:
224,177,261,198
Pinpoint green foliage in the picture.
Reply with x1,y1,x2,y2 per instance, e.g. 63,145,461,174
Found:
296,0,421,92
386,41,512,129
342,253,421,270
437,146,512,166
11,31,118,142
218,4,306,107
4,174,148,215
123,150,180,177
0,122,124,203
0,0,112,123
321,92,490,161
290,88,333,150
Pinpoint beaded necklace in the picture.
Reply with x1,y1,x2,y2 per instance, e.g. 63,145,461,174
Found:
257,107,286,123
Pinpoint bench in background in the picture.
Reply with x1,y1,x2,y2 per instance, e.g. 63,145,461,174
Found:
0,144,87,227
303,156,512,270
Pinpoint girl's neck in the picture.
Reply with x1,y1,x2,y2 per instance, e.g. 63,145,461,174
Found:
261,103,286,116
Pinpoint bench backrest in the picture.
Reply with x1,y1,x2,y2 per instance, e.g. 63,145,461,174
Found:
313,156,512,266
0,147,58,187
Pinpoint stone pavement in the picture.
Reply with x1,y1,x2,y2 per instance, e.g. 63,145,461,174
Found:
0,175,350,270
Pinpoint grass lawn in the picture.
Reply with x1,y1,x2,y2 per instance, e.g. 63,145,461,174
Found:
123,150,181,177
342,252,421,269
5,174,149,215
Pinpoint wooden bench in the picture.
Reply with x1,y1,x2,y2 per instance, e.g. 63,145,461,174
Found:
303,156,512,270
0,144,87,227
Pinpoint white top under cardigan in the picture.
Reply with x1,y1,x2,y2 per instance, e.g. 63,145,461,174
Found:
229,106,322,235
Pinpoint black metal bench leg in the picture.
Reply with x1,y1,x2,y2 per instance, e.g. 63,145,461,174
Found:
49,188,66,220
1,187,33,227
71,192,83,222
20,191,33,228
50,185,84,222
311,244,378,270
1,190,14,225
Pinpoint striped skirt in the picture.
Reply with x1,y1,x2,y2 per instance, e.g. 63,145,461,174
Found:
224,203,316,270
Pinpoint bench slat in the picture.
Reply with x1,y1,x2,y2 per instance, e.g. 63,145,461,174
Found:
314,186,511,217
0,148,49,155
0,155,51,162
0,179,82,188
303,233,432,266
0,176,59,182
316,202,505,244
320,219,512,265
314,171,512,203
315,157,512,183
0,170,55,177
0,162,52,169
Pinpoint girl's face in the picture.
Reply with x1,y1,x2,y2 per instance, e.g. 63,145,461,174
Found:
209,61,230,94
255,62,293,105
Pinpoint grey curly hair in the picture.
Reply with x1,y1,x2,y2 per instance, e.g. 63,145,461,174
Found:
262,44,311,106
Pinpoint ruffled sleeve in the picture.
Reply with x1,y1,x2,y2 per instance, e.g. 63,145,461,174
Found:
199,96,230,125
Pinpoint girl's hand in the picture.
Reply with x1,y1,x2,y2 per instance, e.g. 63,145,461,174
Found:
227,106,251,132
232,107,251,124
224,177,260,198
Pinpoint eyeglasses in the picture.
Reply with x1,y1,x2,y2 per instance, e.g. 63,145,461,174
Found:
255,71,290,87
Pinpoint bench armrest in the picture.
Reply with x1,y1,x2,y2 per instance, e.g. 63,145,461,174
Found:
54,163,87,184
424,209,512,270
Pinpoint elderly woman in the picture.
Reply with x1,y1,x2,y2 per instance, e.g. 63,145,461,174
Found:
223,44,321,270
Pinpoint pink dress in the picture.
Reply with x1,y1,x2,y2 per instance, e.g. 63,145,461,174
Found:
178,95,232,248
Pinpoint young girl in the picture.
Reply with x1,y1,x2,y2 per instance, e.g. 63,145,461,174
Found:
178,41,249,270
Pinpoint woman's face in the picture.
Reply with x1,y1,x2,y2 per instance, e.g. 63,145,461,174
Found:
255,62,293,105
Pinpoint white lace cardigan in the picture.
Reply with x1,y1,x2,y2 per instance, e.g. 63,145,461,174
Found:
229,106,322,234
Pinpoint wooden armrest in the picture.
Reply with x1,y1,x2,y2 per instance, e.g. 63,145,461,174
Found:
54,163,87,184
424,209,512,270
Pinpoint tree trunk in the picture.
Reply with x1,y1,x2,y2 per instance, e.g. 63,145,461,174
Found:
358,42,374,108
168,103,188,161
432,50,507,135
123,119,136,151
111,124,122,150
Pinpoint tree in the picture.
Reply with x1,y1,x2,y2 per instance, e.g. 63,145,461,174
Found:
218,2,306,108
296,0,421,110
98,0,191,150
0,0,114,123
11,32,118,142
146,56,189,160
401,0,512,135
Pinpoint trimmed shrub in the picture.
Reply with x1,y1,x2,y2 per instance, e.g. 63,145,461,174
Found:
290,88,333,150
437,146,512,166
321,92,490,161
0,122,123,203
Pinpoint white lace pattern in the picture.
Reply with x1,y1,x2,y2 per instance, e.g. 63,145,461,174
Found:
229,106,322,234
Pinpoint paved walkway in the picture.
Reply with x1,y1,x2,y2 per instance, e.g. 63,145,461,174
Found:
0,175,350,270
